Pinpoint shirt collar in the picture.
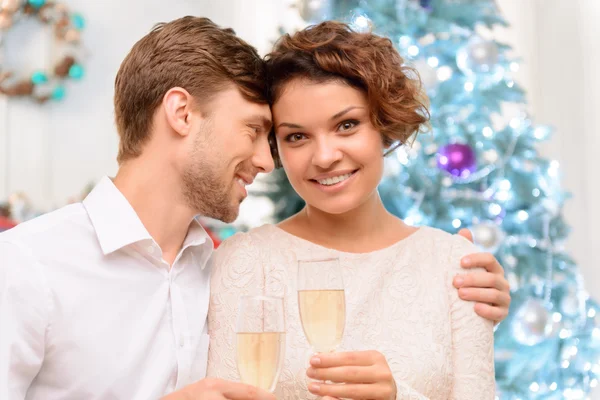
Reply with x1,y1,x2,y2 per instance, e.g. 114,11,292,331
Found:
184,217,214,255
83,176,213,262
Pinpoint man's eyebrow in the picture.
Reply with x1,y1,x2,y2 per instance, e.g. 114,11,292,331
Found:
247,115,273,131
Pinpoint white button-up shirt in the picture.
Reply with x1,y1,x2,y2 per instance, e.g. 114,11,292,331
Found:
0,176,214,400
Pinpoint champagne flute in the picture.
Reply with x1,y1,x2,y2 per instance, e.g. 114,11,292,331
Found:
297,257,346,354
236,295,286,393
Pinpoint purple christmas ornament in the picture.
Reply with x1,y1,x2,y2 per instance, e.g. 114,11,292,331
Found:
419,0,433,10
437,143,477,177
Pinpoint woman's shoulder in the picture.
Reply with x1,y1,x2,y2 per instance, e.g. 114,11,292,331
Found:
407,226,479,259
218,224,276,245
213,224,278,258
414,225,471,243
208,225,275,282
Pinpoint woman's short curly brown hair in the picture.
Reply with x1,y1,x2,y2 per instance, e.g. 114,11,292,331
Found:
265,21,430,167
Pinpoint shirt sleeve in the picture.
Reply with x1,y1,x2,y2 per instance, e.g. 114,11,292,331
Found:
447,236,496,399
206,232,264,381
0,241,50,399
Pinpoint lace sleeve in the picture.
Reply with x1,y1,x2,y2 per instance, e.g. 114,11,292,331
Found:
206,232,265,380
448,236,496,399
395,381,431,399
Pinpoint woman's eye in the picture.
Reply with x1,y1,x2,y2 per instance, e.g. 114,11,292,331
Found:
338,120,359,132
285,133,307,142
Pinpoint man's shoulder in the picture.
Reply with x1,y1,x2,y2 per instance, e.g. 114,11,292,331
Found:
0,202,92,254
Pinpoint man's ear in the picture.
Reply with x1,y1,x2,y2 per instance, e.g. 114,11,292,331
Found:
163,87,195,137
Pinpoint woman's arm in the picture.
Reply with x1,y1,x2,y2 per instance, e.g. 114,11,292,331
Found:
448,236,496,399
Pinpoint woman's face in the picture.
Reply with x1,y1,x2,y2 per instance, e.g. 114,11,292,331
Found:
272,79,386,215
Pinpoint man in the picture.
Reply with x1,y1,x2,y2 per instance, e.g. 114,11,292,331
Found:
1,16,275,400
0,16,509,400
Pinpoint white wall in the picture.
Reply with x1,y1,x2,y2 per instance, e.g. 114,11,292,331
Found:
0,0,285,210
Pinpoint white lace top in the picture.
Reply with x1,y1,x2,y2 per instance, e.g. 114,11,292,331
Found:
206,224,495,399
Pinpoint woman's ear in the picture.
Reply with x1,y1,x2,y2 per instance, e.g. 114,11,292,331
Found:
382,134,401,156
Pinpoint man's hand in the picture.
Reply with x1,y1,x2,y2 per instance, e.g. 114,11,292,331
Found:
162,378,276,400
456,228,511,323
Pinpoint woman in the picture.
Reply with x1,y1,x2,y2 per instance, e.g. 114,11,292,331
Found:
207,22,501,399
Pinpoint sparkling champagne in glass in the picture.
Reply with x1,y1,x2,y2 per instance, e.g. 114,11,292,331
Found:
236,295,286,392
297,257,346,353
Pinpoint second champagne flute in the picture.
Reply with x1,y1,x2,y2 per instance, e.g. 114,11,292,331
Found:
297,257,346,353
236,295,286,393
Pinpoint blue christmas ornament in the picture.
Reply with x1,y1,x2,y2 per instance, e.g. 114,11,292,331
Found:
31,71,48,85
27,0,45,7
51,85,66,101
68,64,84,80
220,227,237,240
27,0,45,8
71,13,86,31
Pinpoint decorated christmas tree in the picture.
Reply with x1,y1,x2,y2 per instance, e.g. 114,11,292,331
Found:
263,0,600,397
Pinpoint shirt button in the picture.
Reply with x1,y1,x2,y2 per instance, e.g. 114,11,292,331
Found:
147,245,155,254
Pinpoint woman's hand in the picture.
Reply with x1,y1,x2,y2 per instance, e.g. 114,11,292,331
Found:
456,228,511,323
306,350,396,400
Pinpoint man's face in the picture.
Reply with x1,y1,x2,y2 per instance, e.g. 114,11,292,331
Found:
181,86,274,223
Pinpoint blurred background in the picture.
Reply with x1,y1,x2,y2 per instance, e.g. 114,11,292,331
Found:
1,0,598,398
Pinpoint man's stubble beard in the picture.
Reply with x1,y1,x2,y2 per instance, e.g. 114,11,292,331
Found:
181,126,240,223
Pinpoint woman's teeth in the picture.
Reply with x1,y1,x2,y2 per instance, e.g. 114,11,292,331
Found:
317,172,353,186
